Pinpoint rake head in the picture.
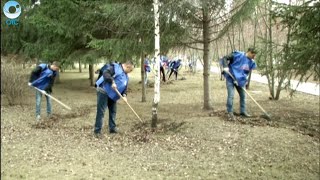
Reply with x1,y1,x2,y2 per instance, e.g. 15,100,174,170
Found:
260,113,272,121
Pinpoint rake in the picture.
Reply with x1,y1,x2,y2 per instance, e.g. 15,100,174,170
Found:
33,86,72,110
224,70,271,120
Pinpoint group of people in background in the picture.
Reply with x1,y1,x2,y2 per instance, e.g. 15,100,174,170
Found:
143,55,183,84
28,47,257,137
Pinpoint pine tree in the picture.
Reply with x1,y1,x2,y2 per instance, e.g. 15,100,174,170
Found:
166,0,260,110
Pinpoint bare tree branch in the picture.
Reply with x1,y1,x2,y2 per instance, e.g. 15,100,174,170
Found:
188,35,204,43
176,40,204,51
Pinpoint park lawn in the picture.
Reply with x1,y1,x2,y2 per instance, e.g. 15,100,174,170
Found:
1,68,319,179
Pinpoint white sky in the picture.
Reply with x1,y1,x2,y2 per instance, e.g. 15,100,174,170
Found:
276,0,295,4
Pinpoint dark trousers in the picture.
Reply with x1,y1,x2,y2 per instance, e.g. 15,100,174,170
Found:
94,91,117,134
168,69,178,80
160,66,166,82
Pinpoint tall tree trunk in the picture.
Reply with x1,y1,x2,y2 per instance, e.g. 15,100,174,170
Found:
89,64,94,86
268,0,275,99
225,37,229,54
275,0,292,100
227,33,234,51
23,62,26,69
275,76,285,100
253,8,258,48
246,9,258,90
141,51,146,102
238,25,241,50
56,69,61,84
261,0,275,99
215,40,220,59
79,60,82,73
240,20,246,50
231,24,235,50
151,0,160,128
202,5,213,110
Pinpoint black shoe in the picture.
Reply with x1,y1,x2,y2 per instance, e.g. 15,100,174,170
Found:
109,128,119,134
233,112,240,116
240,112,251,118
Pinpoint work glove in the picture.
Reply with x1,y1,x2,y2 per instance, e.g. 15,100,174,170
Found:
28,82,32,87
111,82,117,90
44,86,52,94
233,80,239,86
39,89,46,94
122,96,128,103
223,67,229,72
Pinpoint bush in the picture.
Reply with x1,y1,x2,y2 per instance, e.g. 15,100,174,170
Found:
1,61,29,106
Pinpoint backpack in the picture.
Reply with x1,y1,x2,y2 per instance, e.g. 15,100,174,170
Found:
95,63,115,87
98,63,116,79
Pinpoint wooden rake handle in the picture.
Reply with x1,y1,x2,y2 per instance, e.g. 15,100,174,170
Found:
241,87,269,115
33,86,72,110
114,88,144,123
223,70,268,115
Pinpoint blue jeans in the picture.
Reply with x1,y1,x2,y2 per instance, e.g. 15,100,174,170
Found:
144,72,148,85
94,91,117,134
226,80,246,113
35,91,52,116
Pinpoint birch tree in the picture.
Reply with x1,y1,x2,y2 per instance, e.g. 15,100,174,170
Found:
151,0,161,128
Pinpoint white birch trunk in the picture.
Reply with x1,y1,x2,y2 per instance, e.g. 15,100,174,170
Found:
151,0,160,128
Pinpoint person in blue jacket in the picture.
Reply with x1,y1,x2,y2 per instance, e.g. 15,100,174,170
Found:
95,60,117,88
166,60,174,75
144,55,151,85
222,48,257,121
94,60,134,136
168,59,182,80
28,61,60,121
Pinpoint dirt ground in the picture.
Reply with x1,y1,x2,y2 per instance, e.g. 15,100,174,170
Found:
1,67,319,179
